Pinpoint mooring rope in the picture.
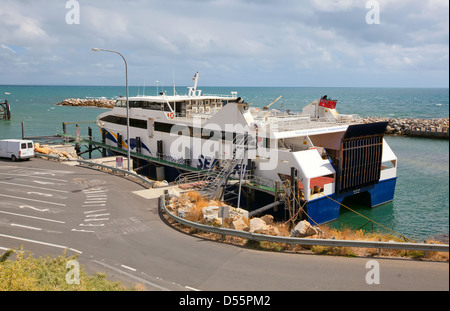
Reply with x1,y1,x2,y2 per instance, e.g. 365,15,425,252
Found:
278,180,414,243
321,193,416,243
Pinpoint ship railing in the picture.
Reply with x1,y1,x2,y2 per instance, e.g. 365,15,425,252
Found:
337,114,360,123
248,175,277,190
184,110,215,120
266,116,311,131
173,170,212,185
200,93,237,98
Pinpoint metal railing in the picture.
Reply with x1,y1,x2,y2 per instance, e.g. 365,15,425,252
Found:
75,158,155,187
35,153,450,254
160,194,449,253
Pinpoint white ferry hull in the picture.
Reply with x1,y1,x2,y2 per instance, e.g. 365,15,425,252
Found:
95,78,397,225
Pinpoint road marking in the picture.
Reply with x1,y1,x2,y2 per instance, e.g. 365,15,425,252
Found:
84,218,109,222
71,228,95,233
0,194,66,206
185,286,202,291
84,201,106,204
86,213,110,218
19,205,50,213
27,191,53,197
0,181,69,193
11,167,74,174
11,223,42,231
0,233,82,254
0,173,68,182
121,264,137,272
0,210,65,224
84,209,107,214
83,190,108,194
82,204,106,207
92,260,170,291
79,222,105,227
0,166,19,170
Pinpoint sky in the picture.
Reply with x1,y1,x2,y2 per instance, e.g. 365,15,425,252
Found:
0,0,448,87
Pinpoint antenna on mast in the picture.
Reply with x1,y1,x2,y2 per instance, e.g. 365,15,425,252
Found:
173,69,177,96
193,71,199,92
188,71,200,97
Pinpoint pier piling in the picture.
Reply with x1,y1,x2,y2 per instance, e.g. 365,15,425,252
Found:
0,99,11,120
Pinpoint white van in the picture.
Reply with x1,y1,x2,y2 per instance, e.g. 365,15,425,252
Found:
0,139,35,161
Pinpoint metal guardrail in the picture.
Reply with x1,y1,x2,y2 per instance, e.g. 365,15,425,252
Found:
160,194,449,253
35,153,450,253
75,159,155,187
36,153,156,187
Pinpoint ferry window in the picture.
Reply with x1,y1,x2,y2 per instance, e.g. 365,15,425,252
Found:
163,102,175,112
130,118,147,129
115,100,126,107
100,115,147,129
129,101,142,108
155,122,173,133
142,102,163,111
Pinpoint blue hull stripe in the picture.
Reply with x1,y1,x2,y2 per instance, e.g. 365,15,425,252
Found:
306,178,397,224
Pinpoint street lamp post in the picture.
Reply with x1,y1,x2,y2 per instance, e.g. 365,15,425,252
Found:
91,48,131,171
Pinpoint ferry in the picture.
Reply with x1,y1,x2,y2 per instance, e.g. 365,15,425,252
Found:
96,73,397,224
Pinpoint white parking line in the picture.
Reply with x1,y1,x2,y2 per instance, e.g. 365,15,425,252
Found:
121,264,137,272
0,173,68,182
0,194,66,206
92,260,170,291
0,210,66,224
83,209,107,214
0,181,69,193
11,223,42,231
0,233,82,254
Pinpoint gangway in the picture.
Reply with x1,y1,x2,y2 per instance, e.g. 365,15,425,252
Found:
199,133,249,200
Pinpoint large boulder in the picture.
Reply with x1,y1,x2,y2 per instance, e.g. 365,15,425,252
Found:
249,217,280,236
290,220,318,238
202,206,222,226
231,219,249,231
228,206,249,221
249,218,267,233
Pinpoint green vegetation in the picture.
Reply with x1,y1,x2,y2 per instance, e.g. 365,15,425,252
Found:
0,248,133,291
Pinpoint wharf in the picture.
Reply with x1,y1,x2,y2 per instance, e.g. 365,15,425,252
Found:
0,99,11,120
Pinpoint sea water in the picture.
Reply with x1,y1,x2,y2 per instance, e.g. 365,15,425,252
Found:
0,85,448,242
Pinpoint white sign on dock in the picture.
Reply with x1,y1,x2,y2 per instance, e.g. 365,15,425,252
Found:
116,156,123,168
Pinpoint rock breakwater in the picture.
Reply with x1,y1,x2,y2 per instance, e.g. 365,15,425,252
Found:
57,98,115,108
361,116,449,138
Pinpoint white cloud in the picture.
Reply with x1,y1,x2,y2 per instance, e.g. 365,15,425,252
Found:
0,0,448,86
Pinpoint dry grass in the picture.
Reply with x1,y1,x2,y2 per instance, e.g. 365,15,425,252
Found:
181,191,220,222
309,225,449,260
167,192,448,261
0,248,136,291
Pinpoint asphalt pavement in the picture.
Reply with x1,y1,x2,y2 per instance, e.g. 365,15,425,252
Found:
0,157,448,292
